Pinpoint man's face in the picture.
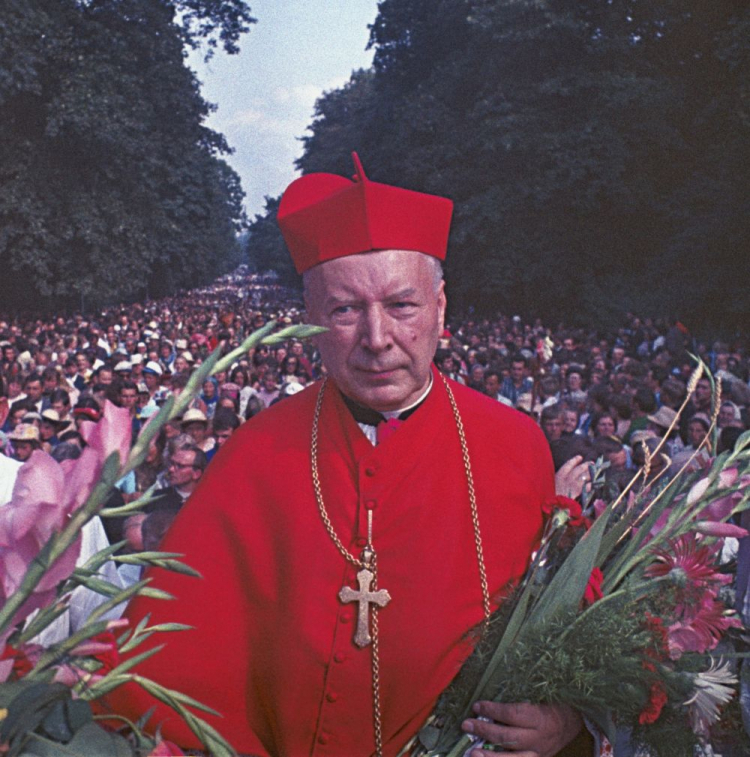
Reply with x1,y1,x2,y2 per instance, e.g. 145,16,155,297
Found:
76,355,89,371
542,416,563,442
144,372,159,391
174,356,188,374
596,415,616,437
305,250,446,412
120,388,138,411
98,369,113,386
14,441,35,462
215,428,233,448
167,449,201,488
510,361,525,383
562,409,578,433
40,421,56,441
183,421,207,445
567,372,582,391
694,379,711,409
484,374,500,397
25,380,42,402
51,399,68,417
608,449,628,471
718,403,736,427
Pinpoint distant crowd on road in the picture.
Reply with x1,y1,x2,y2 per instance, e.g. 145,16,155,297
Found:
1,266,749,527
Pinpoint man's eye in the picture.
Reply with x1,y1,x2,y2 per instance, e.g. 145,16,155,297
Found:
332,305,354,316
391,302,416,309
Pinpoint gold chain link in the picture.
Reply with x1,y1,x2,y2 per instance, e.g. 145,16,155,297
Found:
310,375,490,757
438,374,492,627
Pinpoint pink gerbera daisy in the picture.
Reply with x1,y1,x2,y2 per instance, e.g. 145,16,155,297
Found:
645,533,723,588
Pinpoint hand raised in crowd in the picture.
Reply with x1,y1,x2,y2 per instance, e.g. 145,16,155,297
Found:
554,455,591,500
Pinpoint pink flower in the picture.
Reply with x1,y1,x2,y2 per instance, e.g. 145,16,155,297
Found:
0,401,131,642
0,451,80,641
645,533,723,587
694,521,748,539
60,400,131,516
666,596,741,659
147,740,186,756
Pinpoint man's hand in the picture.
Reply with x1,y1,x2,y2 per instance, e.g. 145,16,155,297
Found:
462,701,583,757
554,455,590,500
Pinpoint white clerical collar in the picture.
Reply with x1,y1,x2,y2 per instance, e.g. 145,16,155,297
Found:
356,374,434,445
380,373,434,420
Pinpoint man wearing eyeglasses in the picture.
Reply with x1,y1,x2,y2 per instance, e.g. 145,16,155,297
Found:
124,443,207,552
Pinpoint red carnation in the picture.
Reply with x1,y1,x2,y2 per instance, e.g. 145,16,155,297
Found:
542,496,589,528
583,568,604,606
639,681,668,724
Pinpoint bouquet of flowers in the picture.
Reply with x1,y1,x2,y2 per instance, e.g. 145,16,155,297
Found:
409,365,749,757
0,322,323,757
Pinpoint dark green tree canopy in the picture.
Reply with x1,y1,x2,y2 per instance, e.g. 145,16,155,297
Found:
268,0,748,334
0,0,254,311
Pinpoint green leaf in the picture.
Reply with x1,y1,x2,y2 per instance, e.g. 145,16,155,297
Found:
22,722,133,757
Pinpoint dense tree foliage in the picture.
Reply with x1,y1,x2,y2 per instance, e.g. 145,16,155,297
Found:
253,0,748,334
0,0,254,311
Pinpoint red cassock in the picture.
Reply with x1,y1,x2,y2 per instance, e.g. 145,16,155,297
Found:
111,368,554,756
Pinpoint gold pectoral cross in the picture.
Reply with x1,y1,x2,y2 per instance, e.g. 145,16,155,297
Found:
339,567,391,647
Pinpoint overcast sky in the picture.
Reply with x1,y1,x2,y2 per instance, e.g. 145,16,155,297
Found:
189,0,379,220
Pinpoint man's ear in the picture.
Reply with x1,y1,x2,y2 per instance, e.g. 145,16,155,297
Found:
436,280,447,334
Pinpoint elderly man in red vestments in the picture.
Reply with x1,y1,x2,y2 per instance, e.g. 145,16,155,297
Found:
112,155,590,757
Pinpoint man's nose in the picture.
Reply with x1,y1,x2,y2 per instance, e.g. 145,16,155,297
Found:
360,307,392,353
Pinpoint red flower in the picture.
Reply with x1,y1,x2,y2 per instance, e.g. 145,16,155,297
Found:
639,681,668,724
542,496,589,528
70,631,120,673
643,613,669,658
583,567,604,606
0,644,34,679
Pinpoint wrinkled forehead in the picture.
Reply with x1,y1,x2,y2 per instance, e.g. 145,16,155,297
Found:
304,249,437,301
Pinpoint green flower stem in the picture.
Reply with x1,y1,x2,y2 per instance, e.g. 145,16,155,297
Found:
31,617,112,673
442,732,476,757
119,321,324,482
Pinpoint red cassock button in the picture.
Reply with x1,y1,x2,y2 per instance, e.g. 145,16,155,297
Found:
318,733,330,745
365,499,377,510
365,466,376,477
326,692,338,702
334,652,346,663
355,537,367,548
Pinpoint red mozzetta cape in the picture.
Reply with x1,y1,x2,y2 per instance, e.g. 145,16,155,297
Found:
111,369,554,756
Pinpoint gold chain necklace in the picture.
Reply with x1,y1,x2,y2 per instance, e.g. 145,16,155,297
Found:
311,374,490,757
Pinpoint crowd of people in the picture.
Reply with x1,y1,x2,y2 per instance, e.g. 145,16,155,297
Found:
0,268,747,573
1,264,749,752
1,268,748,525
